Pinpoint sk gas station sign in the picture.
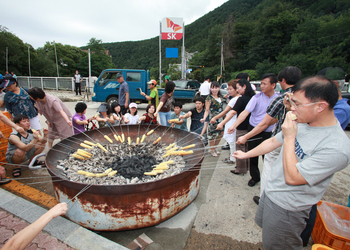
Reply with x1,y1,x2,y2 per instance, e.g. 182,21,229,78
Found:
161,17,183,40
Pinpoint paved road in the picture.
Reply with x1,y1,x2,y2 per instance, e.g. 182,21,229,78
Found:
2,93,350,249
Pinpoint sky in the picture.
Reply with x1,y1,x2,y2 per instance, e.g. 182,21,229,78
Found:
2,0,228,49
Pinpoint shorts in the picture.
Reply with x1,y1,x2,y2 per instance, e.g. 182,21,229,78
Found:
29,116,42,130
6,146,36,164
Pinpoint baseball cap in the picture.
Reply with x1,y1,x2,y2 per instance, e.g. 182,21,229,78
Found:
147,79,157,85
7,78,16,87
0,79,8,89
129,102,137,108
116,73,123,78
0,78,16,89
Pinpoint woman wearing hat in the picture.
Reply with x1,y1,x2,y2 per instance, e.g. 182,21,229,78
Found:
96,103,114,128
124,103,139,124
4,78,42,133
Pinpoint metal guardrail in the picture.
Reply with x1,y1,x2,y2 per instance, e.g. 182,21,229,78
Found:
17,77,95,91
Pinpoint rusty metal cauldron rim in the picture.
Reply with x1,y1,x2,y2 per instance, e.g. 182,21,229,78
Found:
46,125,205,194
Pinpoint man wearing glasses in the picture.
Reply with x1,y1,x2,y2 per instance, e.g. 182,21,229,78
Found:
234,76,350,249
140,79,159,108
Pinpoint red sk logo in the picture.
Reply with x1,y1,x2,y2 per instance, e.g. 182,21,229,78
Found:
167,18,182,32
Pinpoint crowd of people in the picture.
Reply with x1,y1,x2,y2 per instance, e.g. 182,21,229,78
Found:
103,66,350,249
0,66,350,249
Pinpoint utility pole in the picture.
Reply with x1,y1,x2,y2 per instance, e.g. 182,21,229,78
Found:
88,48,91,91
181,21,185,79
6,47,8,72
28,46,31,77
159,22,162,84
53,41,59,77
217,38,224,84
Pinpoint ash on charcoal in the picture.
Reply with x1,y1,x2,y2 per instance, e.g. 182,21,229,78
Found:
58,142,188,185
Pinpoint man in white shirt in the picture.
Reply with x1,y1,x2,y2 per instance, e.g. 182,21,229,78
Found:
73,70,83,96
199,76,211,99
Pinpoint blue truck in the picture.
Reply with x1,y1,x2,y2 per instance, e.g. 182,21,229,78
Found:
92,69,199,106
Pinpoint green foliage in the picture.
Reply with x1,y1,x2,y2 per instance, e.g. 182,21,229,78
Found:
0,28,115,77
255,58,279,78
0,26,29,75
149,67,159,80
166,65,181,81
87,38,106,54
192,69,202,81
78,40,115,77
34,42,88,77
32,47,57,76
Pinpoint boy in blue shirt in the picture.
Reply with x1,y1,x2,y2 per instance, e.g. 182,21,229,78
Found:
169,102,187,131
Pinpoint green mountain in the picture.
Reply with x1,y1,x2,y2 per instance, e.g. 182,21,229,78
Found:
99,0,350,81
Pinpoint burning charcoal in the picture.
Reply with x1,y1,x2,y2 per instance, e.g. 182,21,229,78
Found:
60,139,188,185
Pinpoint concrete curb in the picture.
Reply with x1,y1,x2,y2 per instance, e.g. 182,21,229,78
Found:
44,90,88,102
0,188,128,250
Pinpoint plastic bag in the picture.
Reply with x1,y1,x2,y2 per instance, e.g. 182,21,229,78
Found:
318,201,350,239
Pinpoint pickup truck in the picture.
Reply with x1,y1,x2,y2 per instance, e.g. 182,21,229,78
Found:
91,69,198,106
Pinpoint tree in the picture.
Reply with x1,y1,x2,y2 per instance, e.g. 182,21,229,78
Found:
255,58,279,78
166,65,181,80
76,38,115,77
248,2,300,66
0,26,29,75
35,42,86,77
150,67,159,80
32,47,56,76
87,38,106,55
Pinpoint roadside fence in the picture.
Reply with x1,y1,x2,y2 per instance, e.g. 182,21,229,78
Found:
17,76,97,92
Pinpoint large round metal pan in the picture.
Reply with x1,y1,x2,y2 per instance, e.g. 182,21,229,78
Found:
46,125,205,231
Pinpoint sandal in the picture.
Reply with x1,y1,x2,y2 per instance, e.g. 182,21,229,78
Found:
12,168,21,178
222,158,235,164
208,150,219,157
33,160,45,166
0,177,11,185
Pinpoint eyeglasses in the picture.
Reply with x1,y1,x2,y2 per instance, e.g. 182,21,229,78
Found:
290,99,327,108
